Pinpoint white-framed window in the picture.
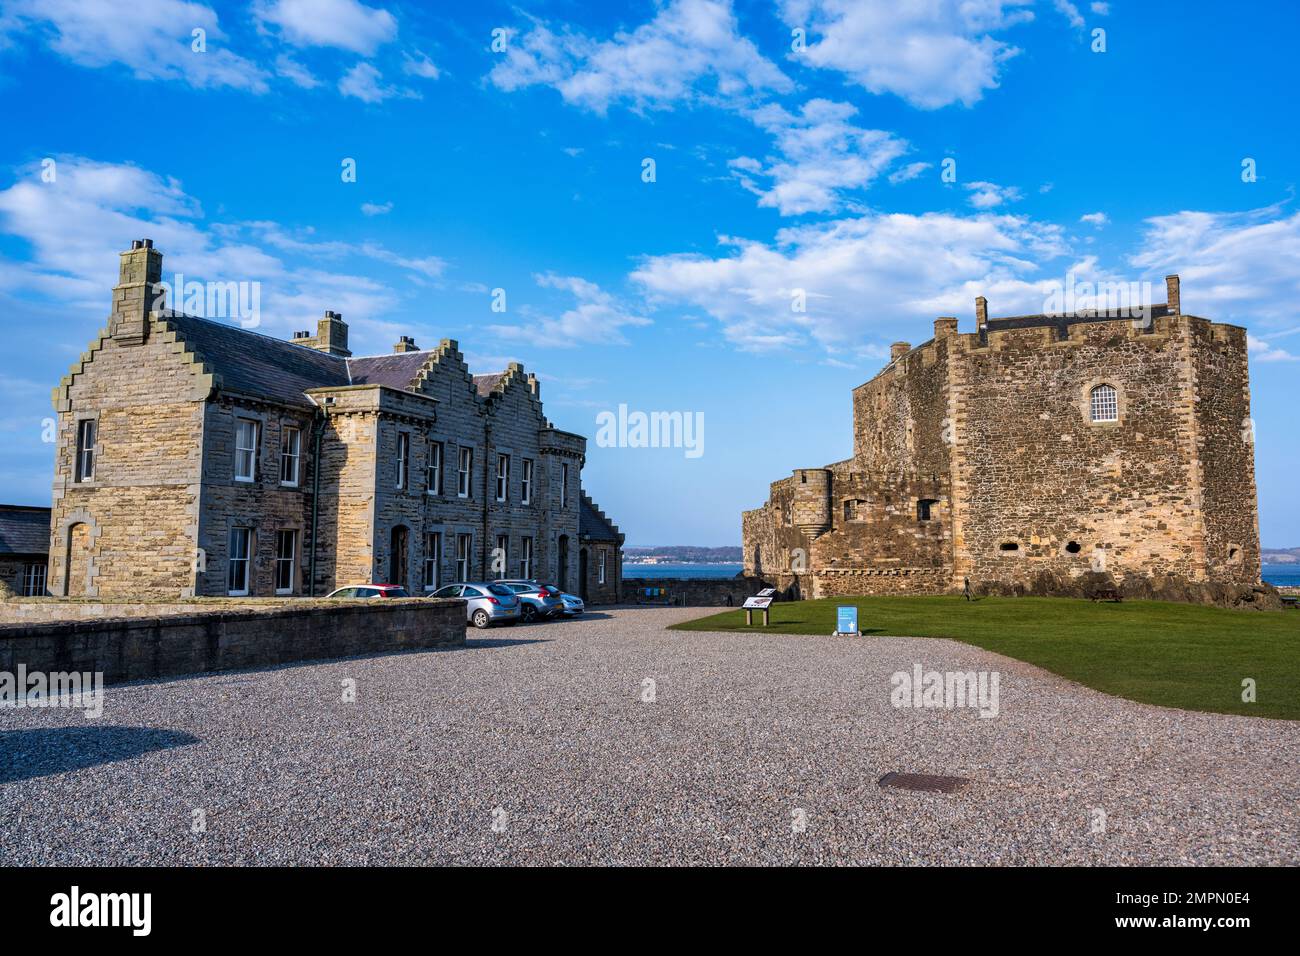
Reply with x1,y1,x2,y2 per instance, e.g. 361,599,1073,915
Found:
457,448,473,498
427,441,443,495
455,532,472,581
494,533,508,576
423,532,442,590
274,529,297,594
560,462,569,509
280,426,301,486
520,536,533,579
1090,384,1119,423
75,419,96,482
235,418,259,482
598,549,607,585
521,458,533,504
21,563,47,597
397,432,410,490
228,527,252,595
496,453,510,502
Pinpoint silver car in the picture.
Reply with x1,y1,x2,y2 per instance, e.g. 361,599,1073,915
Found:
429,582,521,629
558,592,585,616
494,580,565,622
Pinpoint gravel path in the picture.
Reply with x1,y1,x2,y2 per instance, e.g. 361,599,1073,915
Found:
1,606,1296,865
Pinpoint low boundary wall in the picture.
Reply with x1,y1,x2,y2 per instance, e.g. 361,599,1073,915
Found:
0,598,465,685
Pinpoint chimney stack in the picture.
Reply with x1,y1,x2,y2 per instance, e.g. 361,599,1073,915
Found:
1165,275,1180,315
975,296,988,331
112,239,163,346
890,341,911,362
934,316,958,339
305,310,350,357
393,335,418,353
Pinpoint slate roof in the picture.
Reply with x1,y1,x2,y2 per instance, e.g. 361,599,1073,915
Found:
579,495,622,543
162,315,508,407
473,373,505,397
349,351,436,389
0,505,51,556
166,313,349,406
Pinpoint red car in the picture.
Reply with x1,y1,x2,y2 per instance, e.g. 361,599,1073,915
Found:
325,584,410,599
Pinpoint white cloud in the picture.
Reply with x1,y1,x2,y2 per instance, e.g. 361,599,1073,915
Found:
964,180,1022,209
1053,0,1085,29
489,274,651,346
275,53,321,89
776,0,1033,109
253,0,397,56
729,99,909,215
631,210,1069,351
6,0,270,92
401,50,440,79
889,161,932,185
361,201,393,216
1080,211,1109,228
1130,205,1300,328
1248,335,1300,363
488,0,792,113
0,157,443,334
339,61,416,103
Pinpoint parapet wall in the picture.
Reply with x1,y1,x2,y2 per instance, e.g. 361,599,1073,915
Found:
620,576,767,607
0,597,465,684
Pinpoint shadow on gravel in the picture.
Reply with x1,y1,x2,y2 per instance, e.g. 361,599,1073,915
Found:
0,726,200,784
463,637,551,649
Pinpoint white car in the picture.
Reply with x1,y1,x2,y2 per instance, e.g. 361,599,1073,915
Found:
558,592,584,616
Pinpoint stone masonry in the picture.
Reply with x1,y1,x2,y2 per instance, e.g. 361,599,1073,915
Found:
47,240,623,601
743,280,1269,606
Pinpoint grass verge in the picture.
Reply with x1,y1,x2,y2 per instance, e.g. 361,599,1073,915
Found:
669,595,1300,720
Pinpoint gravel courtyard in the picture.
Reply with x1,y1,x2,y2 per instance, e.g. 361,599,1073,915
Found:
2,606,1296,866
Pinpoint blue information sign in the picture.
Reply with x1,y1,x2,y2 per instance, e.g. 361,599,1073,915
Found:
836,606,858,635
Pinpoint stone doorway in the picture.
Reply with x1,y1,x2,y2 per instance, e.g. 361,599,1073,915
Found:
64,522,90,596
558,534,569,591
579,548,589,601
389,525,409,589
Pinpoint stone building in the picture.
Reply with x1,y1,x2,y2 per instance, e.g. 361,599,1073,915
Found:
46,240,622,601
744,278,1266,602
0,504,50,597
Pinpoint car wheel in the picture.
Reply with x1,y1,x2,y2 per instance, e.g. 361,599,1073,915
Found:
521,604,537,623
472,609,490,629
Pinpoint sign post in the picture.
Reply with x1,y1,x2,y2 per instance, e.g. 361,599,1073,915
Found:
742,595,773,626
834,605,860,637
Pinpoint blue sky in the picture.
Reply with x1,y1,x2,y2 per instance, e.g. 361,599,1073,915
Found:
1,0,1298,546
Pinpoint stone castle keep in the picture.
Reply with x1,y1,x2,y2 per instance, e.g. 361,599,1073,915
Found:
47,240,623,602
743,278,1266,603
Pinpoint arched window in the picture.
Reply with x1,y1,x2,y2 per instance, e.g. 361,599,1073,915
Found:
1089,384,1118,422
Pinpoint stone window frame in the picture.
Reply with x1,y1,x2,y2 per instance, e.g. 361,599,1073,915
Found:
495,450,511,503
519,535,534,579
21,562,48,597
73,413,100,484
395,430,410,491
455,531,473,582
560,462,570,510
494,533,509,576
233,413,263,483
279,422,302,487
273,527,299,595
598,548,607,585
227,524,254,596
456,446,474,499
426,439,444,496
916,498,939,522
1082,379,1125,426
520,458,534,505
423,528,444,591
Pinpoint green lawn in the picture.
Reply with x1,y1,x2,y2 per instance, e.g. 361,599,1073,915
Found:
670,596,1300,720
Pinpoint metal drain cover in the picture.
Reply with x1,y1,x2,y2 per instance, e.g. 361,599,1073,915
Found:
878,772,971,794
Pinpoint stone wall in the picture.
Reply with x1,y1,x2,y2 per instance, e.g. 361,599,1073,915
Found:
620,575,767,607
0,597,464,684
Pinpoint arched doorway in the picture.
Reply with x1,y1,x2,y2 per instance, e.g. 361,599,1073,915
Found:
557,534,569,591
389,525,409,588
64,522,90,596
578,548,589,600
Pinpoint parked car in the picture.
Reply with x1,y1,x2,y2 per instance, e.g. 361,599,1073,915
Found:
558,592,584,616
494,580,565,622
428,582,521,628
325,584,410,599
